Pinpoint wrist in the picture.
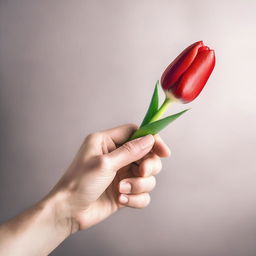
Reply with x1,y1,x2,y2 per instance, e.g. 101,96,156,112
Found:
41,189,77,237
0,189,76,255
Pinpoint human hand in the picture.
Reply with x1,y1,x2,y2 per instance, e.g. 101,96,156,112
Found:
0,124,170,255
50,124,170,233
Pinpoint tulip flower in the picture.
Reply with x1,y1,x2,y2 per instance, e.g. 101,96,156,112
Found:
128,41,215,141
161,40,215,103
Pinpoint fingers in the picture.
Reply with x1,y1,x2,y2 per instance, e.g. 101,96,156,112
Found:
119,193,151,208
119,176,156,194
152,134,171,158
115,135,169,209
107,135,155,171
103,123,138,145
140,153,162,177
118,174,156,209
132,153,162,177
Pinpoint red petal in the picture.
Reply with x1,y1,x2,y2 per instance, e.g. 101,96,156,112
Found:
161,41,204,90
172,49,215,102
198,46,210,52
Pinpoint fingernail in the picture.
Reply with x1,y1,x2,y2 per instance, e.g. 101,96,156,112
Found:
134,135,154,149
119,194,129,204
119,182,132,193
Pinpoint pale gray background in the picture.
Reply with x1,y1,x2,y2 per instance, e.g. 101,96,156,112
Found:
1,0,256,255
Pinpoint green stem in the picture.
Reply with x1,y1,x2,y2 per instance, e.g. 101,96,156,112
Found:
128,97,172,141
149,97,172,123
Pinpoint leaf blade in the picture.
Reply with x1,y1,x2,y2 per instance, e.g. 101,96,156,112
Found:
140,81,159,127
130,109,189,140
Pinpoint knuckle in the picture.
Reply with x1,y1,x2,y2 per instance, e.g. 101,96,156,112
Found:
96,155,111,170
85,132,101,142
122,141,136,154
141,194,151,207
150,176,156,188
157,159,163,173
135,178,144,190
142,161,154,176
151,156,162,175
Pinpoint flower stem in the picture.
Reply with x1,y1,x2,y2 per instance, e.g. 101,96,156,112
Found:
128,97,172,141
149,97,172,123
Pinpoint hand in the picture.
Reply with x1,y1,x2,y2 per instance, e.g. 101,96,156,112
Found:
0,123,170,255
51,123,170,232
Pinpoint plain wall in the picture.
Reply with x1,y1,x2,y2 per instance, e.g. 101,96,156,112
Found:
1,0,256,255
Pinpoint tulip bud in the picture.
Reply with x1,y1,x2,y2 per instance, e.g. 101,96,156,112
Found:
161,41,215,103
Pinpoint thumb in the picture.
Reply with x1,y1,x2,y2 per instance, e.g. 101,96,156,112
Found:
107,135,155,171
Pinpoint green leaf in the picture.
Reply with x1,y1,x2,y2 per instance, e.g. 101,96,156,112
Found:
140,81,159,127
130,109,189,140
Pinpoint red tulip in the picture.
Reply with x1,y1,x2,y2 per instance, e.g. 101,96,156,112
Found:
161,41,215,103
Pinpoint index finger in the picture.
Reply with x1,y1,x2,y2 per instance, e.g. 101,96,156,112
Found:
151,134,171,157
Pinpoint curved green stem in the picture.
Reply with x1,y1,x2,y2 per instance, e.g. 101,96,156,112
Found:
149,97,172,123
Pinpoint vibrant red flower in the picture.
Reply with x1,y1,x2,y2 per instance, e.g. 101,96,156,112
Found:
161,41,215,103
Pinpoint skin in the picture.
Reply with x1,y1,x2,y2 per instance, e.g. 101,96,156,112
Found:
0,123,170,255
